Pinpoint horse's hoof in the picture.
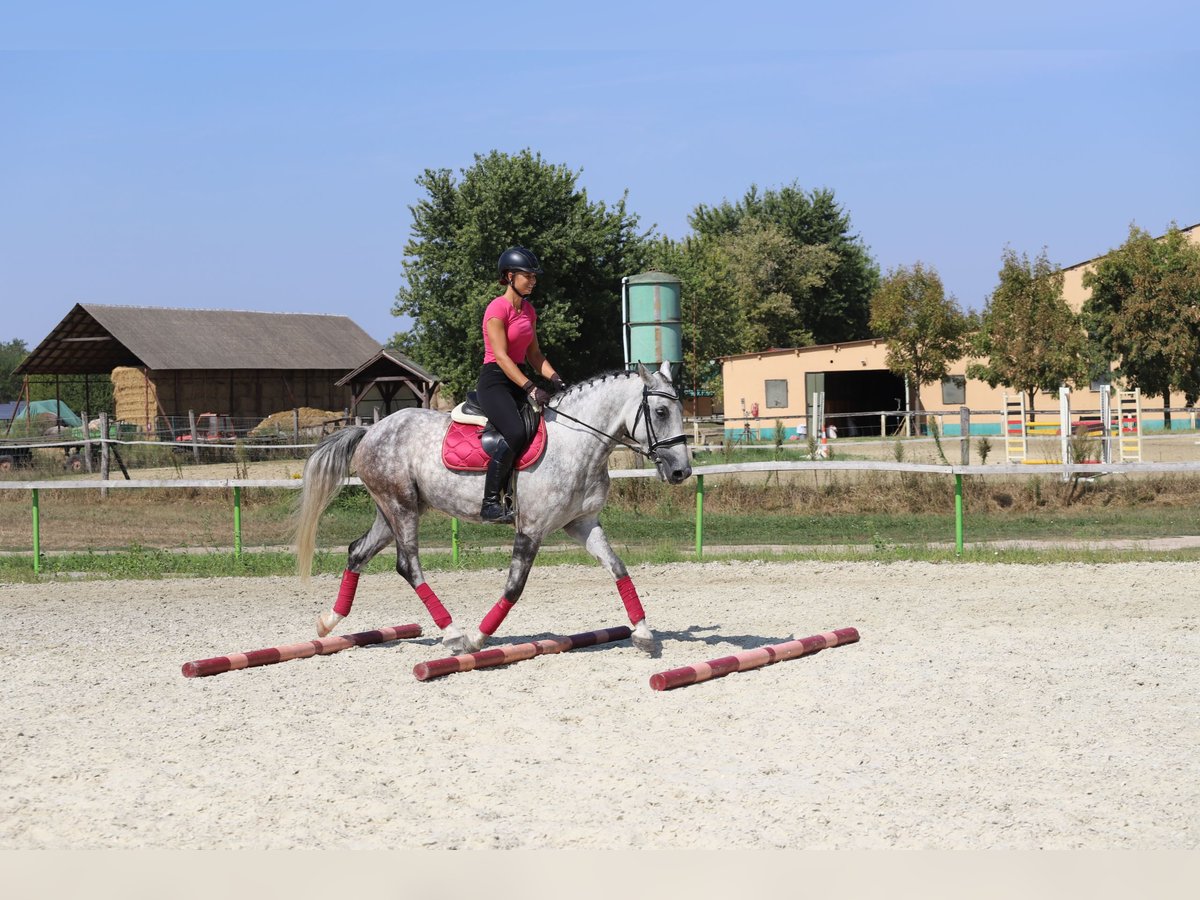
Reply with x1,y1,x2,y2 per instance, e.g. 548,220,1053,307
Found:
631,621,661,656
440,624,469,656
316,610,343,638
464,630,488,652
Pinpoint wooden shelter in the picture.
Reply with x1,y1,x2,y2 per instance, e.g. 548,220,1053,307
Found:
336,348,440,419
15,304,393,431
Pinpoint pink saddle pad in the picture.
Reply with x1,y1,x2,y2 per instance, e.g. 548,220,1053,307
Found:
441,418,547,472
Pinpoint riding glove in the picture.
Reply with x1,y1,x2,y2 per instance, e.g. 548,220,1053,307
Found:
522,380,552,406
550,374,567,394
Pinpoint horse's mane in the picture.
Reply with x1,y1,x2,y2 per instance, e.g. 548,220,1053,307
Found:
557,366,673,401
556,368,635,400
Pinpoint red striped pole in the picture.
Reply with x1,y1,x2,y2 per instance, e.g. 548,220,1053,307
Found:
414,625,632,681
182,623,423,678
649,626,859,691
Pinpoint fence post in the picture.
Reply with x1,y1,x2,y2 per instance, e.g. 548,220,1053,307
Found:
188,410,200,463
82,408,93,474
695,473,705,557
451,517,460,564
32,487,41,574
955,474,964,557
233,486,243,560
959,406,971,465
99,411,110,498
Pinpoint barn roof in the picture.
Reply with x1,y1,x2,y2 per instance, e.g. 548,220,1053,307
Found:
16,304,383,375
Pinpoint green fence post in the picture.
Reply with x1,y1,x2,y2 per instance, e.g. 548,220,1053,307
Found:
955,474,964,557
233,486,243,561
695,473,705,557
452,517,460,565
32,487,41,574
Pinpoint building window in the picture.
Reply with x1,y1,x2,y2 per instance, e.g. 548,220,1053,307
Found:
765,379,788,408
941,375,966,405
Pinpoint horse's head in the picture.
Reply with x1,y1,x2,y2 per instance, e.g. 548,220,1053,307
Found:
634,361,692,485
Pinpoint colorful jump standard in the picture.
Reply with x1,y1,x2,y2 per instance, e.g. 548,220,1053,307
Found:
182,623,423,678
649,627,860,691
414,625,632,681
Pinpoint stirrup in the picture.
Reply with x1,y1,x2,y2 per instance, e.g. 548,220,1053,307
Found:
480,499,515,524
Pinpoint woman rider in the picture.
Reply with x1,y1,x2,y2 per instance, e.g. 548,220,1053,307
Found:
476,246,565,523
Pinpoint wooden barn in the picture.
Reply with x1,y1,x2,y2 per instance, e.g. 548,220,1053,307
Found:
15,304,437,433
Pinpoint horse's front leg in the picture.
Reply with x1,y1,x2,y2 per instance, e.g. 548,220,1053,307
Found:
563,516,658,655
465,531,542,652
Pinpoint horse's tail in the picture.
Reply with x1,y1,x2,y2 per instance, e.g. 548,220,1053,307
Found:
294,425,369,579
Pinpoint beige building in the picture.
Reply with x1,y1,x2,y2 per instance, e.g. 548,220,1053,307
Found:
721,223,1200,440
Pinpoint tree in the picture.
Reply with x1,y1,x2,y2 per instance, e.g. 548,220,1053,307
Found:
0,339,28,402
689,183,878,345
393,149,648,399
869,262,972,421
967,247,1088,414
718,218,839,351
1082,223,1200,429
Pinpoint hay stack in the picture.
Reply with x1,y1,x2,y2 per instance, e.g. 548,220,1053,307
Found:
250,407,344,438
111,367,159,431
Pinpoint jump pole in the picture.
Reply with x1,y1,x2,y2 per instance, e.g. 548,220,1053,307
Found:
414,625,632,681
649,626,859,691
182,623,423,678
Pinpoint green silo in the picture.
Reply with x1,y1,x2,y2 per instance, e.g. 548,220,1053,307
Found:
622,271,682,376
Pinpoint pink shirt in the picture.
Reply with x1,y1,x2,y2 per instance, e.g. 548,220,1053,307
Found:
482,296,538,364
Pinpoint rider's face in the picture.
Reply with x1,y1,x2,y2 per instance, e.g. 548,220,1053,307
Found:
514,271,537,287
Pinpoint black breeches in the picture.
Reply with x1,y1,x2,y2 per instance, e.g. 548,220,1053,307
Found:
476,363,529,456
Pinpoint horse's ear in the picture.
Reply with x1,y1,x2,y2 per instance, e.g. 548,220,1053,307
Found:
659,360,672,381
637,362,652,384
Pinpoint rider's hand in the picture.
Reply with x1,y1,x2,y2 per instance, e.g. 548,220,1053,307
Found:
521,378,552,406
550,374,566,395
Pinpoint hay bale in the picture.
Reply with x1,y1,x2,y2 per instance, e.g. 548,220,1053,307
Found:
111,367,158,431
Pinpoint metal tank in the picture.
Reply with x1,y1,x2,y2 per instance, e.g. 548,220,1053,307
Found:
622,271,682,379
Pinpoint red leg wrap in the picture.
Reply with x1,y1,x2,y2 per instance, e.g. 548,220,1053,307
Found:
333,570,359,616
415,583,452,629
479,597,515,636
616,576,645,625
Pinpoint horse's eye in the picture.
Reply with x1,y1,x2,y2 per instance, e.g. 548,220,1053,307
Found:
655,406,668,419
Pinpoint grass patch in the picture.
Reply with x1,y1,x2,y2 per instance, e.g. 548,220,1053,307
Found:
7,541,1200,583
5,469,1200,581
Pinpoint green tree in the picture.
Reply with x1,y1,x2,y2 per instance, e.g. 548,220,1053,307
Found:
967,247,1088,414
0,339,29,402
1082,223,1200,429
392,149,648,399
719,218,839,351
869,262,972,421
689,183,878,344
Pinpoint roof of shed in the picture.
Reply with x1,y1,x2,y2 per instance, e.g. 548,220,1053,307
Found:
16,304,383,375
336,347,438,386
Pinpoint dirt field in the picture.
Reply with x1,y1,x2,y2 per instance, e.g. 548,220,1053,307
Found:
1,560,1196,849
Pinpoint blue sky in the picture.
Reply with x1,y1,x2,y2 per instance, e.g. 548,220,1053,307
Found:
3,2,1198,349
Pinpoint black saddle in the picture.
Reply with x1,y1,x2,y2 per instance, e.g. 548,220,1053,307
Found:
462,391,541,458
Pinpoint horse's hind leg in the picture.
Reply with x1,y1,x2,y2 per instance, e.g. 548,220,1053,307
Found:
382,499,467,653
564,516,658,654
316,506,394,636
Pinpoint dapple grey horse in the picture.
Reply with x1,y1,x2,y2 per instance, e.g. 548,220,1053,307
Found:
294,361,692,655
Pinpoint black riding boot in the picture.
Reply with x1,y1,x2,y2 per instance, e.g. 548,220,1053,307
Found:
480,439,516,524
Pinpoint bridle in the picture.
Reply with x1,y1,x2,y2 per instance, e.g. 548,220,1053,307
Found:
547,383,687,464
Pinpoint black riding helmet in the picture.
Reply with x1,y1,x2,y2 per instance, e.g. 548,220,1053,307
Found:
497,246,543,285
